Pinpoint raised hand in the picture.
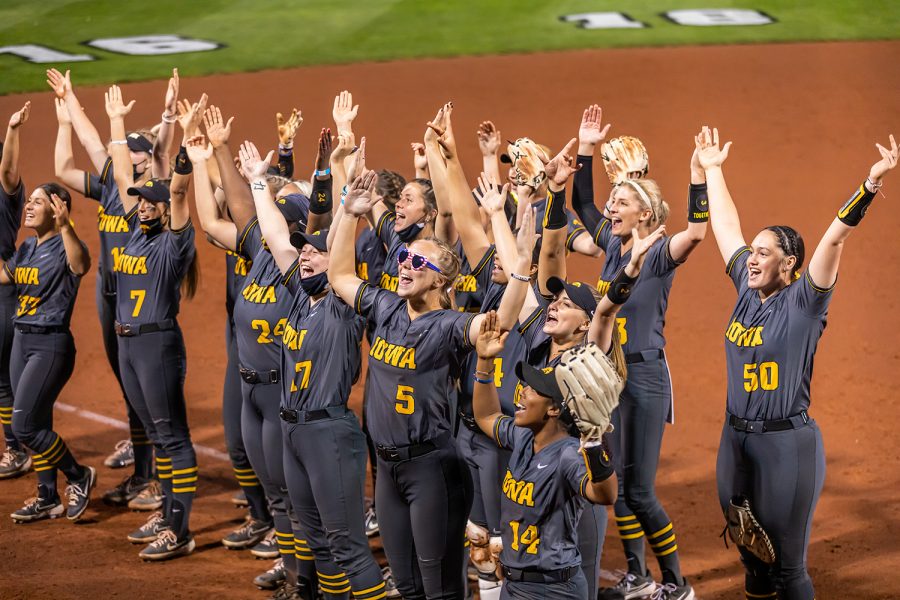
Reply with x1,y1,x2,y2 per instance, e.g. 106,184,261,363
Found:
238,140,274,180
628,224,666,270
49,193,71,230
477,121,501,157
516,206,538,260
315,128,333,175
474,173,508,215
9,102,31,129
46,68,72,99
330,132,356,164
277,108,303,146
343,170,379,217
185,134,213,163
427,102,457,160
424,103,450,147
868,134,898,184
104,85,136,119
476,311,509,360
332,91,358,133
579,104,611,148
164,68,179,117
695,126,732,170
203,105,234,148
411,142,428,171
544,138,581,186
346,136,367,182
54,98,71,126
176,93,208,137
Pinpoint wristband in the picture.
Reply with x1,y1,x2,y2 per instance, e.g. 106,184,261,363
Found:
606,267,638,305
581,439,614,483
474,376,493,385
110,140,128,146
544,189,567,230
309,177,333,215
510,273,530,282
174,146,192,176
687,183,709,223
279,143,294,152
314,168,331,177
837,181,877,226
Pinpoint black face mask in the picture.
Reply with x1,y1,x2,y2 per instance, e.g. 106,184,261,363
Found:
140,217,163,236
300,271,329,296
396,220,426,243
132,158,149,183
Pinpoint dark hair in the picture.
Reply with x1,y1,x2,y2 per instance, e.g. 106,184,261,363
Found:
409,178,437,217
376,170,406,211
37,182,72,211
182,253,200,300
765,225,805,280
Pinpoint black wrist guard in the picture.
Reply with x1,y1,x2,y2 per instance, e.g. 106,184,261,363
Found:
174,146,192,176
837,182,876,226
309,176,333,215
582,439,614,483
606,266,638,305
688,183,709,223
545,188,567,230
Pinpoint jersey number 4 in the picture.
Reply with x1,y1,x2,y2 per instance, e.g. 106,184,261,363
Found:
509,521,540,555
743,361,779,392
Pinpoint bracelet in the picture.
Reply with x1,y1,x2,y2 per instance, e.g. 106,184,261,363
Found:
866,177,883,190
279,143,294,151
510,273,530,282
474,369,492,378
474,376,493,385
314,168,331,177
110,140,128,145
161,112,177,124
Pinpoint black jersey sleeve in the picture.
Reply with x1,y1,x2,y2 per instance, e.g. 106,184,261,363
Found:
565,211,588,252
592,217,613,252
166,220,196,276
726,245,751,292
559,445,591,499
354,282,404,323
375,211,399,249
492,415,518,450
236,217,264,260
791,271,835,317
281,257,302,295
83,172,103,201
645,236,682,278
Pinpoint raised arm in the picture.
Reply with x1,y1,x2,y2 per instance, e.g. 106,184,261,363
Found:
48,69,108,173
51,194,90,276
187,135,236,250
53,98,88,193
666,144,709,263
807,135,898,289
424,103,457,245
204,105,256,233
472,311,510,436
153,68,179,179
573,104,611,233
588,225,665,351
332,90,358,137
476,121,502,185
274,108,302,179
328,171,379,304
488,206,540,334
307,128,335,233
537,138,580,295
411,143,429,179
104,85,139,214
1,102,29,194
168,171,191,231
696,126,744,265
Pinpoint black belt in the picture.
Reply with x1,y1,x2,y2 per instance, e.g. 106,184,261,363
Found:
114,319,176,337
376,432,449,462
240,367,280,385
728,411,809,433
15,323,68,334
502,565,579,584
625,349,665,364
280,405,347,424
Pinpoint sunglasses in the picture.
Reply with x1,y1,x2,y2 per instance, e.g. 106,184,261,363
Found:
397,248,443,274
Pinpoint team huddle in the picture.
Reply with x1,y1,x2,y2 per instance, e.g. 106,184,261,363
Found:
0,66,896,600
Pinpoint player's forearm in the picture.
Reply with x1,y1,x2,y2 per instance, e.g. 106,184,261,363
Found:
248,175,296,274
153,119,174,179
214,144,255,231
54,123,82,190
481,153,501,185
192,163,235,249
489,211,518,275
584,474,617,505
704,166,746,262
1,125,21,193
60,224,90,276
495,255,531,331
168,172,191,231
537,228,567,297
425,143,457,245
447,160,490,264
327,212,364,304
109,116,137,214
66,94,108,172
472,356,504,435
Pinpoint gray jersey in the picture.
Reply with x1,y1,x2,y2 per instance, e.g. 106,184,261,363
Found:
114,212,195,324
454,243,495,313
492,416,589,571
0,180,24,299
724,246,833,421
354,282,477,446
593,219,680,353
96,158,134,296
355,225,386,286
531,197,588,252
232,218,295,371
280,260,365,411
373,211,403,292
4,234,85,327
224,249,250,317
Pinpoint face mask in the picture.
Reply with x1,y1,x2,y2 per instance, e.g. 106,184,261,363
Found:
300,271,329,296
396,221,426,243
140,217,163,236
132,159,149,183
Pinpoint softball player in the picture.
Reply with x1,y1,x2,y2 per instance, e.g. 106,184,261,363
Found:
572,108,707,600
698,128,898,600
1,183,96,522
238,139,392,600
0,103,29,478
331,170,535,599
105,85,199,560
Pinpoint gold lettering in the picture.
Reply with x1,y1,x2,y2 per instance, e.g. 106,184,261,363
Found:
501,470,535,507
725,320,764,348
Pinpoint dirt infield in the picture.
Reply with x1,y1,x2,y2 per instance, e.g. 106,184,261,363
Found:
1,40,898,599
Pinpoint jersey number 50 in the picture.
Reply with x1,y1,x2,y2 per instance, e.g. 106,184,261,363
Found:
743,361,779,392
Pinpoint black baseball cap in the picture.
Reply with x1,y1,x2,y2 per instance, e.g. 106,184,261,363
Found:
289,229,329,252
546,276,597,317
515,362,564,404
275,193,309,226
126,132,153,154
127,179,170,204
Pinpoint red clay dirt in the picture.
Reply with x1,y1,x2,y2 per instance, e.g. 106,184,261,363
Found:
1,40,899,599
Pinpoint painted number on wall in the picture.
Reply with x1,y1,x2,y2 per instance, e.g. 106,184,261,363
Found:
0,35,220,63
561,9,774,29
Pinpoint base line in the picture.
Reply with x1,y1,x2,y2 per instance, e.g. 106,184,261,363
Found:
56,401,230,462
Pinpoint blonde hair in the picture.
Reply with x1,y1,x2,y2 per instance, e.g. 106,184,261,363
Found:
622,178,669,226
421,237,460,310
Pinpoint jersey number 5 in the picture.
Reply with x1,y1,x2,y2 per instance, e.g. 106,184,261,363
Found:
509,521,540,554
395,385,415,415
743,361,779,392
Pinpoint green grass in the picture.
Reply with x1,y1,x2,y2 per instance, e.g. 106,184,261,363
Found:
2,0,899,95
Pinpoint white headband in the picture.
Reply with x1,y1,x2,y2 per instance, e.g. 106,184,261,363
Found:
620,180,657,223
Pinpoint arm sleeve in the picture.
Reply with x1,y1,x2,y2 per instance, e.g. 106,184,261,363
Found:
236,217,264,260
309,177,333,216
572,155,605,234
281,257,302,295
791,271,835,317
726,246,751,292
560,446,591,498
353,281,403,323
83,172,103,201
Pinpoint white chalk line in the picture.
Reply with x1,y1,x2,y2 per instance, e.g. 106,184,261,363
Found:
56,401,230,462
